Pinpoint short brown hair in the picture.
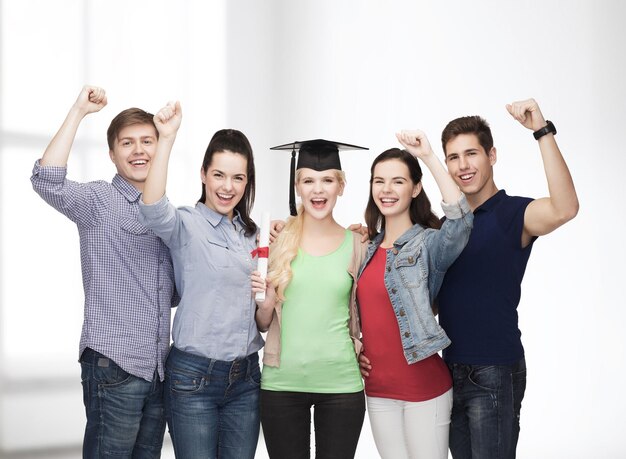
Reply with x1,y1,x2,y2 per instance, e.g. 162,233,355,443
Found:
441,115,493,157
106,108,156,150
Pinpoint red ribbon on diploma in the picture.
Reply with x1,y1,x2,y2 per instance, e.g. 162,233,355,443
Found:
251,246,269,259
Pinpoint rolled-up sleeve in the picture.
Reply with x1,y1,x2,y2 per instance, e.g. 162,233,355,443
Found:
31,159,101,225
426,194,474,300
440,193,472,221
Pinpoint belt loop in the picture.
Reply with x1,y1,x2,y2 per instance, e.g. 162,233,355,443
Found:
206,358,216,384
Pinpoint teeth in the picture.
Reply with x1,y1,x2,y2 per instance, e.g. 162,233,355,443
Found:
460,174,474,180
217,193,234,200
131,160,147,165
381,198,397,203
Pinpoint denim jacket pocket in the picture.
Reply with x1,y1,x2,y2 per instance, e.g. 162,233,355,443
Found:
394,245,426,288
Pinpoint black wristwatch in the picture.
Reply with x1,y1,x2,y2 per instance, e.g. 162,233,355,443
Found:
533,120,556,140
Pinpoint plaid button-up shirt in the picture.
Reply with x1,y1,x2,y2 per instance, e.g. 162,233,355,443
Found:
31,160,176,381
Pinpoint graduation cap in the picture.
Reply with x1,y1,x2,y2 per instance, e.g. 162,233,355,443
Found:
271,139,368,216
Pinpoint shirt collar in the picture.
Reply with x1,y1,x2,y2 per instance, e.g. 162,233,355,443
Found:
195,202,244,230
369,223,425,249
112,174,142,203
394,223,425,247
475,189,507,213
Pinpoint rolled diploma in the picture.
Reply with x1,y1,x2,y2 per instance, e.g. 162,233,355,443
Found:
255,211,270,302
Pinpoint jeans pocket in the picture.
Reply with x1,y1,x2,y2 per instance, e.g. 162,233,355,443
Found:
468,365,503,392
247,364,261,387
168,370,205,395
92,359,133,387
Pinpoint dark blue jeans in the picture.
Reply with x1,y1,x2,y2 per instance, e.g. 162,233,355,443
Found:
448,358,526,459
164,346,261,459
260,389,366,459
80,348,166,459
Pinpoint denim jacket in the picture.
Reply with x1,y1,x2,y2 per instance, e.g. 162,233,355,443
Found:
357,194,473,364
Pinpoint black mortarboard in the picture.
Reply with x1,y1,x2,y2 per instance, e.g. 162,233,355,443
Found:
271,139,368,216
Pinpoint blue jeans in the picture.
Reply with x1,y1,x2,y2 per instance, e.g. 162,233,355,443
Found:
80,348,166,459
164,346,260,459
448,358,527,459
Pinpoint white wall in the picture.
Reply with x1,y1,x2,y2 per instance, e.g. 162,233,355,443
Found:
1,0,624,456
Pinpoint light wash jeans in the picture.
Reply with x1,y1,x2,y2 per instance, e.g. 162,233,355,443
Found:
164,346,260,459
80,347,166,459
448,358,527,459
367,389,452,459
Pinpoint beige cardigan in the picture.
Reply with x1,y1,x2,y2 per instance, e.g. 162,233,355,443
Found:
262,232,366,367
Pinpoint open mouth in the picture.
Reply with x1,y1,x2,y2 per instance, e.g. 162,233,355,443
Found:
379,197,398,207
130,159,148,167
459,173,475,183
311,198,327,209
217,193,235,204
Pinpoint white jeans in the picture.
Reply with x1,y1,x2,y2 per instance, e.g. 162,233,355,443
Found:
367,389,452,459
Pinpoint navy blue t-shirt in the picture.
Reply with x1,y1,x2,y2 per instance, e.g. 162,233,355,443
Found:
438,190,535,365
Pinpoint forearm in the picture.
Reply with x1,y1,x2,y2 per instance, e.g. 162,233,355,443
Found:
142,135,176,204
255,304,274,332
40,106,88,167
538,134,579,220
420,153,462,204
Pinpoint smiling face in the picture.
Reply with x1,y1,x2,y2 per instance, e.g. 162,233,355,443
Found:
371,159,421,221
296,168,344,220
201,150,248,220
445,133,497,204
108,123,158,191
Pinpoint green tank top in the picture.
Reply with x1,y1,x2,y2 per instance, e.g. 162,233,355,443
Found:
261,230,363,393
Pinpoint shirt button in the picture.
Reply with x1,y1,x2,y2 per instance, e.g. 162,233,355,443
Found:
412,352,417,358
386,266,391,272
408,256,414,263
399,309,405,316
404,331,410,337
392,249,398,255
391,288,397,294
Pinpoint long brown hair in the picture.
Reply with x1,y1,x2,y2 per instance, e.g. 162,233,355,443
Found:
198,129,257,236
364,148,441,240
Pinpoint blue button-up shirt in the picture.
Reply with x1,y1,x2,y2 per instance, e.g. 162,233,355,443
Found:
138,196,264,361
31,161,176,382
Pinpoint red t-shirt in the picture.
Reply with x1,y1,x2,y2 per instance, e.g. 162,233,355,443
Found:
357,246,452,402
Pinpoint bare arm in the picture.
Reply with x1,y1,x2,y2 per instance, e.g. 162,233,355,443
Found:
396,130,462,204
251,271,277,331
506,99,579,247
141,101,182,205
40,86,107,166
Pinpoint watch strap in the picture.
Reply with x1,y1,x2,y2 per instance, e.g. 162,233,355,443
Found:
533,120,556,140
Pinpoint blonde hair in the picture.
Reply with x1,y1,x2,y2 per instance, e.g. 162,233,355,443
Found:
267,169,346,301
